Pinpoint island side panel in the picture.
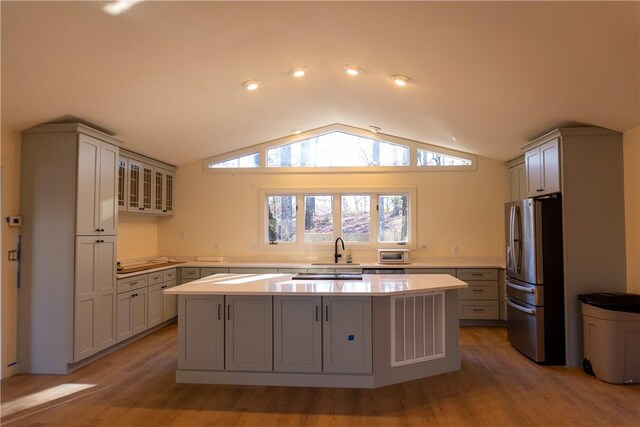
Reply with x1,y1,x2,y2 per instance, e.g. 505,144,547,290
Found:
371,290,461,387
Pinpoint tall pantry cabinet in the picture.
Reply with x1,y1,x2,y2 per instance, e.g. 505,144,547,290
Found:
19,123,122,374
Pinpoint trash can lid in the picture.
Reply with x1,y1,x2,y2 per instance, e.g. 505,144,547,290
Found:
577,293,640,314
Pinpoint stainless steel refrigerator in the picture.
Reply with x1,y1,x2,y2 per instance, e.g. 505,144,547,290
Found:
505,196,565,364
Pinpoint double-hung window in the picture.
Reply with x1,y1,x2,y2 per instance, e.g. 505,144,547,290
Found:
261,189,416,249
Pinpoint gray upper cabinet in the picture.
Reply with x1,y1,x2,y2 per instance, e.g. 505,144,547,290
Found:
525,138,560,197
322,296,372,374
119,149,176,216
274,296,322,373
19,123,122,374
117,156,128,212
76,134,119,236
506,156,526,202
153,168,175,215
127,158,154,214
225,295,273,372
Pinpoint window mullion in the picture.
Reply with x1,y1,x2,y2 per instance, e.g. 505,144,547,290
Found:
296,193,304,246
371,193,379,245
334,193,341,240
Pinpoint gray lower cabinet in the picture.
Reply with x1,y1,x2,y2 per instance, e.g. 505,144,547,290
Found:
456,269,500,320
322,296,372,374
147,283,163,328
178,296,225,370
161,279,178,321
274,296,322,373
180,267,200,283
116,287,148,342
225,295,273,372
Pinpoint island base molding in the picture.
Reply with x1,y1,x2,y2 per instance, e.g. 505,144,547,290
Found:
176,357,461,388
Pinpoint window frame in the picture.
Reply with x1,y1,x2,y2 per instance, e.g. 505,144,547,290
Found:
259,187,417,250
203,123,477,173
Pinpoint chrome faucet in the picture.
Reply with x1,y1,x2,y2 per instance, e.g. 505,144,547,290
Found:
334,237,345,263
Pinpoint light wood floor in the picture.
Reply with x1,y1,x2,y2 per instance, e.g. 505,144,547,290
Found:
1,325,638,426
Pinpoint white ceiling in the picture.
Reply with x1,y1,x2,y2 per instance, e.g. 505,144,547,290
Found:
2,1,639,165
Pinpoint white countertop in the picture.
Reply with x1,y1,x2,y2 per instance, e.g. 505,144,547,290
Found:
117,258,504,279
164,273,468,296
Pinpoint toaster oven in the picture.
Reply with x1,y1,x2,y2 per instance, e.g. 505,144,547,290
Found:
377,249,410,264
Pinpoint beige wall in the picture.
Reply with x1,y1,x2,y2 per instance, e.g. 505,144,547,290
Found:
624,127,640,294
157,156,508,262
1,126,21,378
117,215,159,262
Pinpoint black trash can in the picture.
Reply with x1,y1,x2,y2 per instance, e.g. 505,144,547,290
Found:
577,293,640,384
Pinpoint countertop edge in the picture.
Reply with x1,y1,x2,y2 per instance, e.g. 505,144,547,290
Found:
117,260,505,279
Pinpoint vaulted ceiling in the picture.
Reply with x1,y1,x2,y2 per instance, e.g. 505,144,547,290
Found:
2,1,639,165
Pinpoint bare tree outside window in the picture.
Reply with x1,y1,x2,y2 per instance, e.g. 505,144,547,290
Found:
267,195,296,242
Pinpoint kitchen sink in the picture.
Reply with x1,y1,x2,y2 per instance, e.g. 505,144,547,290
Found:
293,272,363,280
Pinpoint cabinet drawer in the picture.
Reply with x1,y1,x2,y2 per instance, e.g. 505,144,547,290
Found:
456,269,498,281
459,281,498,300
163,268,177,281
181,268,200,280
148,271,163,285
200,267,229,277
117,274,148,294
160,279,177,290
458,300,499,319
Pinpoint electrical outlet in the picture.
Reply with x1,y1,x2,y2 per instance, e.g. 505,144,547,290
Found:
214,242,221,251
8,250,18,261
451,244,458,255
250,242,257,250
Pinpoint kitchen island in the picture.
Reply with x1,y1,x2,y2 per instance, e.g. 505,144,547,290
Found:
165,273,468,388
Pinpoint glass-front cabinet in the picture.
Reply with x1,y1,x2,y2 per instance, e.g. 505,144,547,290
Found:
118,150,176,216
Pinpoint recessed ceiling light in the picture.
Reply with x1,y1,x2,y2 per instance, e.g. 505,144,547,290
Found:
392,75,411,86
292,129,302,135
103,0,142,15
368,126,381,133
242,80,261,91
344,65,362,76
290,67,308,78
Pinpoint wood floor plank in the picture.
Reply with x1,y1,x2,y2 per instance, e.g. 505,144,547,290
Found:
1,325,638,426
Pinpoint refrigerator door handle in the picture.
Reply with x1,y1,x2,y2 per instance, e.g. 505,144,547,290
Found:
513,205,522,273
506,297,536,315
509,205,522,274
508,206,516,272
506,281,534,293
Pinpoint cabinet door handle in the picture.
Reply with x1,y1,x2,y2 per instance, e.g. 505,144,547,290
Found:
472,289,484,293
95,239,101,243
163,209,167,213
218,304,222,320
130,281,138,285
227,304,232,320
100,228,105,232
139,207,144,210
131,293,137,298
325,306,329,322
161,285,167,289
315,305,319,322
471,273,483,277
95,228,100,232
